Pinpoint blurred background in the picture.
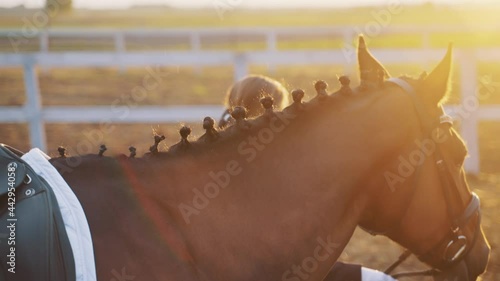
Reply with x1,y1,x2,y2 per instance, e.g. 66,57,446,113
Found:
0,0,498,279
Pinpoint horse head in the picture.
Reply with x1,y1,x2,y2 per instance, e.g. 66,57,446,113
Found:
355,36,490,281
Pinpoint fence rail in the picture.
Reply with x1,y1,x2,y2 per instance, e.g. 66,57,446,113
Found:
1,26,499,174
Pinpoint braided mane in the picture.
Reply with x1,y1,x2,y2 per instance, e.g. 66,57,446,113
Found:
54,76,371,161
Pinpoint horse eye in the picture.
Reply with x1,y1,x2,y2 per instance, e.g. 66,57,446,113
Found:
449,131,468,166
438,127,467,167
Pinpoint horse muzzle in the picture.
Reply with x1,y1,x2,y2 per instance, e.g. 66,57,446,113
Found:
433,226,490,281
463,226,490,280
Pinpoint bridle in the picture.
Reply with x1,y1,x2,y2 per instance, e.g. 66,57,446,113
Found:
364,78,483,279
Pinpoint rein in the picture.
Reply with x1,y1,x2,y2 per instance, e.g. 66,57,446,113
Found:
374,78,482,278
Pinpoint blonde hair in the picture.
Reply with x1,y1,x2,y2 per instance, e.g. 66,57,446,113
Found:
225,75,289,118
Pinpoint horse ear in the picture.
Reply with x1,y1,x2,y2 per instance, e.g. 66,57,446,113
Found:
421,44,453,105
357,35,390,83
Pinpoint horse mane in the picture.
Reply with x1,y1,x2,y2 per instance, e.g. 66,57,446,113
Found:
52,75,410,162
154,78,351,160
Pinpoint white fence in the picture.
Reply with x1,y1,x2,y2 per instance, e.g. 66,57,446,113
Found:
1,27,499,174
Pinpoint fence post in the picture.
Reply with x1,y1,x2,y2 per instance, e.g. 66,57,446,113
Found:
266,31,277,74
190,32,202,74
23,60,46,152
342,31,356,75
421,32,433,69
190,32,201,51
114,32,126,72
422,32,430,49
459,50,480,175
39,30,49,73
234,53,248,82
40,30,49,53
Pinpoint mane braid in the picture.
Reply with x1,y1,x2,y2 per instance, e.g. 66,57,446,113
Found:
145,91,348,161
66,77,361,162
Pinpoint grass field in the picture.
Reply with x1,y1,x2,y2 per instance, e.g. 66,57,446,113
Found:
0,3,499,280
1,4,500,30
2,4,500,52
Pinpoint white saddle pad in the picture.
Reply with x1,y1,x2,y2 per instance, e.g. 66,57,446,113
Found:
22,148,96,281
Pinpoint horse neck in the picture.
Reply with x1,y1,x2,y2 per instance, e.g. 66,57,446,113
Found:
150,94,396,280
52,91,399,281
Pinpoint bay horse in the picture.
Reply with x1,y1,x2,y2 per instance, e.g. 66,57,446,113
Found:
47,36,489,281
218,74,289,128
